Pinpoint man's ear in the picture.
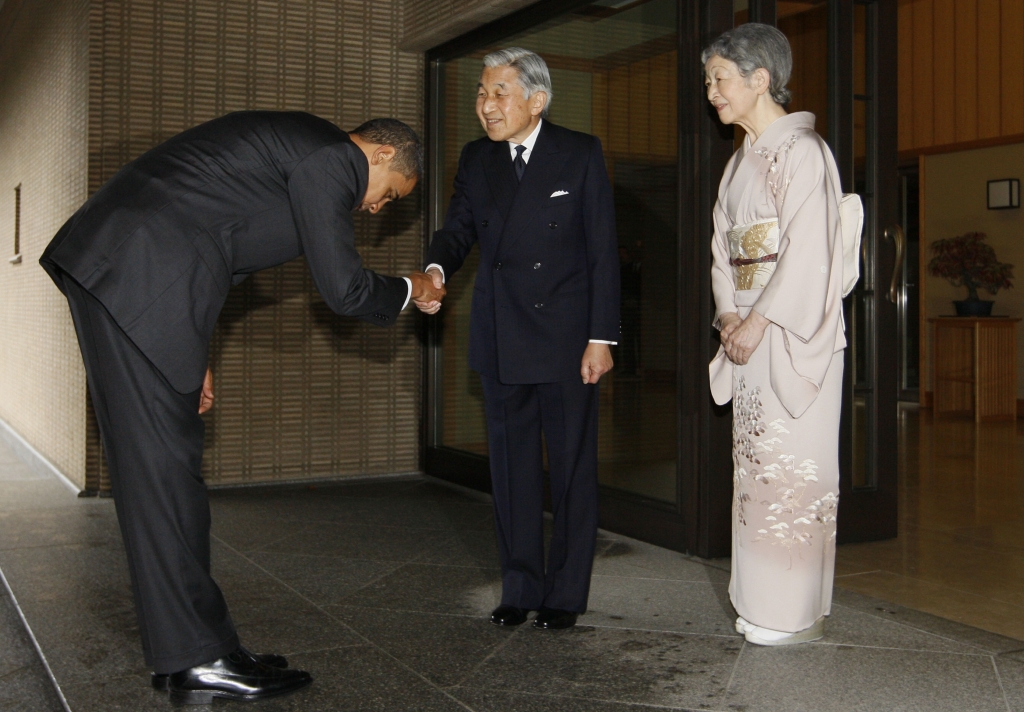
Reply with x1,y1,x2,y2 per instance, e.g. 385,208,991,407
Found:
530,91,547,117
372,144,397,165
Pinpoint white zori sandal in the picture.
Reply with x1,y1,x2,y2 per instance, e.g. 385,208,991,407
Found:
735,616,825,646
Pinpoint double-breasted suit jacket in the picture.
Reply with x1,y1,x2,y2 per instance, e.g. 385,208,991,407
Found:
427,119,619,613
42,110,409,394
426,120,620,383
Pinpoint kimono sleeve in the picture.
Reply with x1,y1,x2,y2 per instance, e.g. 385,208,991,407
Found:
752,137,842,343
710,198,737,328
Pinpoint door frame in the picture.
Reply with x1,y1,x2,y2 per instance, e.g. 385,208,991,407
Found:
833,0,900,543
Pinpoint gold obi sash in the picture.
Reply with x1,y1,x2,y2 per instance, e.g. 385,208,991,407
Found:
728,219,779,290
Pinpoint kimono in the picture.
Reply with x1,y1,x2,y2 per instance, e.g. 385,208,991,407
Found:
709,112,846,634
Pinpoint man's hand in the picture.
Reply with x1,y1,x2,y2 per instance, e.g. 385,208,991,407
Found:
199,368,215,414
581,343,614,384
411,268,445,314
721,310,770,366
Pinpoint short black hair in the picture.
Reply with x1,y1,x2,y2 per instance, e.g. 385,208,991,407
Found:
351,118,423,179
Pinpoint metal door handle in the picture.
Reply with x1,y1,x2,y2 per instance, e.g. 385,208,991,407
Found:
883,225,905,303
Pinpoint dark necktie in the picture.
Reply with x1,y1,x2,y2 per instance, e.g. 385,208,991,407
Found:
513,144,526,182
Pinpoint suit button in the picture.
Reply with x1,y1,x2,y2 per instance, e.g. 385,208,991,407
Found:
535,303,543,308
549,221,557,229
481,220,489,228
494,262,502,270
533,263,541,269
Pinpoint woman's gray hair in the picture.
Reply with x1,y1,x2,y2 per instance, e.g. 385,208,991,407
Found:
700,23,792,105
482,47,553,116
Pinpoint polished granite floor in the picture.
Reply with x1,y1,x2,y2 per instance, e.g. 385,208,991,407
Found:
0,577,66,711
5,431,1024,710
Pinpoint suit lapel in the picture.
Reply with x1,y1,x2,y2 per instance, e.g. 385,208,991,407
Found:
483,139,517,221
498,122,566,258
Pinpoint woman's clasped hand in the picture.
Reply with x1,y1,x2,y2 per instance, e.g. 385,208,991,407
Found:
718,310,770,366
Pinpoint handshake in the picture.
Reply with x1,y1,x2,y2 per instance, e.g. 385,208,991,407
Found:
407,267,446,315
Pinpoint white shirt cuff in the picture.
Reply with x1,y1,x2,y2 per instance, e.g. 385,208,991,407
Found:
402,277,412,311
424,264,446,283
589,339,618,345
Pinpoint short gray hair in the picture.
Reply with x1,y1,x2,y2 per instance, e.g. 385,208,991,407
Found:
482,47,553,117
700,23,792,105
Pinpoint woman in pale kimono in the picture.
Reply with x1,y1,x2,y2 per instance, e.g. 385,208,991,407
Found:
703,24,846,646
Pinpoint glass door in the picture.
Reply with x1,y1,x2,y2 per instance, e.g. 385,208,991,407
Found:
424,0,736,553
424,0,900,553
768,0,899,543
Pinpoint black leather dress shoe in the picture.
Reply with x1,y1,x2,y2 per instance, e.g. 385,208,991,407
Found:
151,648,288,691
490,604,529,627
532,608,579,630
167,648,311,704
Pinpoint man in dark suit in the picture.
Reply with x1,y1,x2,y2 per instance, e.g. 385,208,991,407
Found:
419,49,620,630
40,112,444,704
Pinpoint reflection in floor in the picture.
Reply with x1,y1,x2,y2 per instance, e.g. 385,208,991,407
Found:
6,428,1024,711
835,404,1024,641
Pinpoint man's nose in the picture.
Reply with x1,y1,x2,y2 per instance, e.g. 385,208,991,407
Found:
482,96,497,113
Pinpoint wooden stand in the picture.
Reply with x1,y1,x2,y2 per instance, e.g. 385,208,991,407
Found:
930,317,1019,422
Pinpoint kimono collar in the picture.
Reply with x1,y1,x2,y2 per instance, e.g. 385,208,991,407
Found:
743,111,817,155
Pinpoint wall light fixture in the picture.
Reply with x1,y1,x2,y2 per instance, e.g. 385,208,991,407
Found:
988,178,1020,210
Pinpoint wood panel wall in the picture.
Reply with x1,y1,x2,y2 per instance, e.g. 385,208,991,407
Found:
899,0,1024,153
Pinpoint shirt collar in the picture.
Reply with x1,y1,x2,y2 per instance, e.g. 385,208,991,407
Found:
509,118,543,158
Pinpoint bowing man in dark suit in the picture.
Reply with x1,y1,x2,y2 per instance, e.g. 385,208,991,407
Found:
419,49,620,630
40,113,445,704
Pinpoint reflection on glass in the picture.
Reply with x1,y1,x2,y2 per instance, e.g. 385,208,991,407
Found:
435,0,679,503
778,3,828,139
900,172,920,397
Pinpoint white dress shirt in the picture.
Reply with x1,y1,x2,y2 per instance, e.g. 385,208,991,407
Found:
426,118,615,345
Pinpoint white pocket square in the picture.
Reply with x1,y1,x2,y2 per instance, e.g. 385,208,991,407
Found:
550,190,569,197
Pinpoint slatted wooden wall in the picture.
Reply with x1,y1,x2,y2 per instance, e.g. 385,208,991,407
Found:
85,0,427,488
898,0,1024,152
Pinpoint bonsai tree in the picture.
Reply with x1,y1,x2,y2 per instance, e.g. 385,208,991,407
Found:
927,231,1013,301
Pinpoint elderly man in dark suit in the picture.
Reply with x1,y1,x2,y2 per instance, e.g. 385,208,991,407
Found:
40,112,444,704
419,48,620,630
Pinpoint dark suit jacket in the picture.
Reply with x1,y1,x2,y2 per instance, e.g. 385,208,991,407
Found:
41,111,409,393
426,121,620,384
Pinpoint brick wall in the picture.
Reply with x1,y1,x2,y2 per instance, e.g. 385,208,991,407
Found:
0,0,90,487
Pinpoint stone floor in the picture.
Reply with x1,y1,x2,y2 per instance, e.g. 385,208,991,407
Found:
4,433,1024,710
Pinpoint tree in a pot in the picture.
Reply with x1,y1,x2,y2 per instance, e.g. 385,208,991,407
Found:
927,231,1013,316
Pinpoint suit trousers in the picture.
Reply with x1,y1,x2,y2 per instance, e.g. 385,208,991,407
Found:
62,276,239,674
480,374,599,613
